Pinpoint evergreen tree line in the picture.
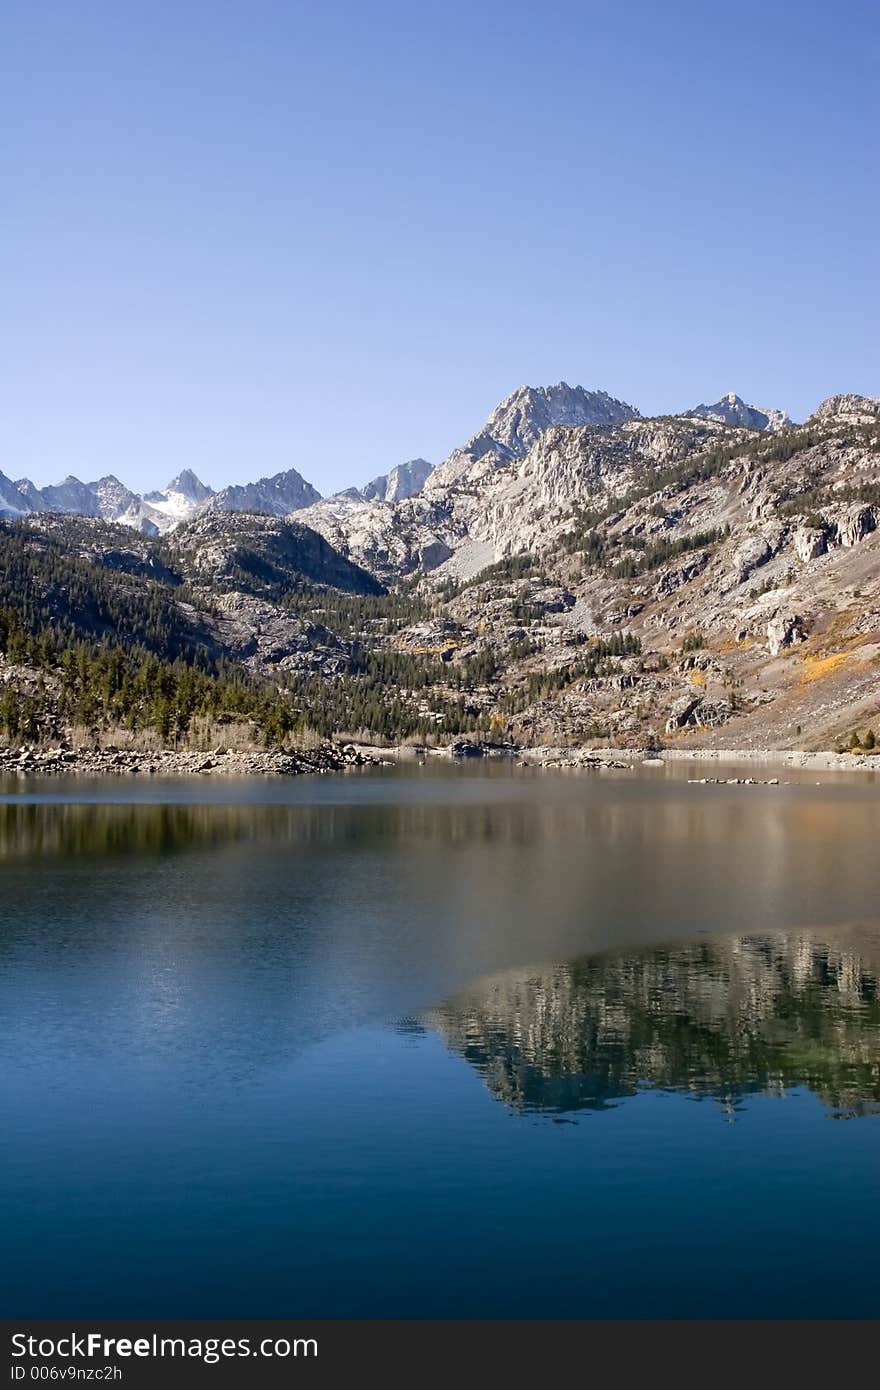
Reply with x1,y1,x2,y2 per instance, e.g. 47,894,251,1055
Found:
610,526,728,579
0,607,293,745
0,521,217,666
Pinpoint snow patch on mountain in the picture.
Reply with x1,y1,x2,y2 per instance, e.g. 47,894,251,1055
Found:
144,469,213,521
0,472,33,518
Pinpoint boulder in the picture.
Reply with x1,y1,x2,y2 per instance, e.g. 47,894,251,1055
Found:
655,550,710,596
734,534,773,583
767,612,806,657
665,695,702,732
450,739,484,758
793,526,827,562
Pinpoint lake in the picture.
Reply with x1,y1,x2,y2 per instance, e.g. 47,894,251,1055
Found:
2,761,880,1318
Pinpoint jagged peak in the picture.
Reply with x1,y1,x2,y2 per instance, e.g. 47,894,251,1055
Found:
473,382,639,454
361,457,433,503
164,469,212,498
143,469,212,503
688,393,790,433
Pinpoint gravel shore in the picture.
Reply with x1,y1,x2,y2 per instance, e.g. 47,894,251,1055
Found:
513,744,880,775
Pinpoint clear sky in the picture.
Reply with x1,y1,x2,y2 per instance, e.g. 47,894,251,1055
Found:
3,0,878,496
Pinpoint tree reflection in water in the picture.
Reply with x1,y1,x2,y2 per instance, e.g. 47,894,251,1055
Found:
425,932,880,1118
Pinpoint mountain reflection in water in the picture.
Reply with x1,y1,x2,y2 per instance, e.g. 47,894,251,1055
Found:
424,932,880,1118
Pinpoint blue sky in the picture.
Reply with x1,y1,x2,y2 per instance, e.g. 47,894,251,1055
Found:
3,0,878,496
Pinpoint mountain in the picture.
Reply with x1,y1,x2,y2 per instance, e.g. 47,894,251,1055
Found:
173,511,382,597
426,383,640,493
89,475,140,520
3,383,880,758
0,384,792,536
1,464,321,534
19,475,101,516
0,471,31,518
301,384,642,580
204,466,321,518
688,392,791,432
469,382,640,458
143,469,213,522
808,394,880,425
362,458,432,503
4,472,140,522
0,510,382,674
10,479,41,511
297,385,880,753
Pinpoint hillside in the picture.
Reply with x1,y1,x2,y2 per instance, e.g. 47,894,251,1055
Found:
302,387,880,754
2,383,880,759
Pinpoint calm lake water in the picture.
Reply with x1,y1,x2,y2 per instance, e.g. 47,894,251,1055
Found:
3,761,880,1318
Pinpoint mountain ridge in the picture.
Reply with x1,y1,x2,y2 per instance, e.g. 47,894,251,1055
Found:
1,383,797,533
3,385,880,759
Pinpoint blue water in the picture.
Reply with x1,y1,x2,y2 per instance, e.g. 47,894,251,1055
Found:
2,763,880,1317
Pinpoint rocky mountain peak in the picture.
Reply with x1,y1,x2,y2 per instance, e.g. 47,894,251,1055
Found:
142,470,214,525
89,475,139,513
689,393,791,432
0,470,32,517
204,466,322,519
809,394,880,424
476,383,641,459
426,383,640,494
362,458,433,503
166,469,212,502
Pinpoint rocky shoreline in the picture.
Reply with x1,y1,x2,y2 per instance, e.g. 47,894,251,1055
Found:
2,737,878,781
446,742,880,776
654,747,880,775
523,746,880,776
0,741,384,779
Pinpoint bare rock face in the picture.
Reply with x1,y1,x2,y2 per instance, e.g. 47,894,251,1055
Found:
205,467,321,518
664,693,733,734
767,613,806,657
0,471,33,517
425,383,639,494
655,551,710,596
361,458,432,503
143,470,213,522
734,533,774,583
834,504,877,549
665,694,702,731
302,385,651,579
207,592,349,676
16,475,100,516
794,526,827,562
299,493,453,583
809,395,880,425
419,539,453,570
473,383,640,457
415,415,739,578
